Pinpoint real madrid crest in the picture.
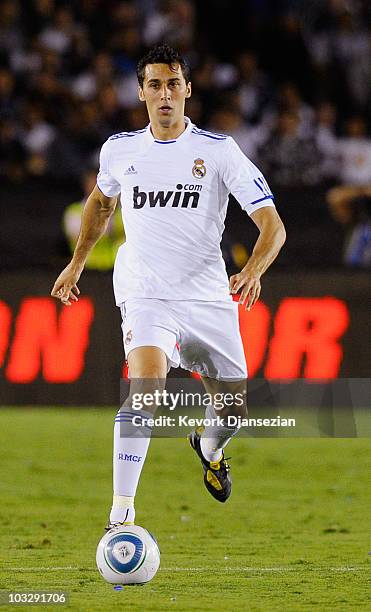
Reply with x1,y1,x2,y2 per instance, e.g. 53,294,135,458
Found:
192,158,206,179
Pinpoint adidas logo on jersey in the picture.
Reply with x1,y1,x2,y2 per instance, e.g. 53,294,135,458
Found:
124,165,138,175
133,184,202,209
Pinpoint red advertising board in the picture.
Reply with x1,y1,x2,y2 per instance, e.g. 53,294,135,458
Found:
0,270,369,404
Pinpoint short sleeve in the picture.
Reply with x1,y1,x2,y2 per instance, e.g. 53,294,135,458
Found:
97,140,121,197
222,137,275,215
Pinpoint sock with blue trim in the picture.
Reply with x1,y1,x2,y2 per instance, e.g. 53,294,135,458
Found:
110,407,153,524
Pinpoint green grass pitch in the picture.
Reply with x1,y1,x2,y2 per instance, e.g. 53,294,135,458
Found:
0,408,369,611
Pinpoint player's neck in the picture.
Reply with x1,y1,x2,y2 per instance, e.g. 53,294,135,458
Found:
150,118,187,141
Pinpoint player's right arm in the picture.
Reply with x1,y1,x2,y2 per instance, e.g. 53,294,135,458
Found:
51,185,118,305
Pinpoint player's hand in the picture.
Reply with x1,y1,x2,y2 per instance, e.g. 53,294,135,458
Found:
51,263,82,306
229,269,261,311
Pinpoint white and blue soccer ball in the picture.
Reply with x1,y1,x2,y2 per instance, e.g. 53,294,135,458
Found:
96,524,160,585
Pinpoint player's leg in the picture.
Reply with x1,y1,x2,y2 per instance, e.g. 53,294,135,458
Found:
188,377,246,502
108,298,179,528
179,299,247,502
180,298,247,462
109,346,168,527
199,377,247,462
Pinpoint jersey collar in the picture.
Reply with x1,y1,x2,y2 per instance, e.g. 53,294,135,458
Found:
145,116,193,144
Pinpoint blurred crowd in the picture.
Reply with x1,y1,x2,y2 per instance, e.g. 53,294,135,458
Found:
1,0,370,267
1,0,371,185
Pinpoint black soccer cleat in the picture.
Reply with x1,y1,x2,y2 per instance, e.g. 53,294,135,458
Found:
188,429,232,503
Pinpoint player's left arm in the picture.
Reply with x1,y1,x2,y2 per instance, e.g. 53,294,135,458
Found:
229,206,286,310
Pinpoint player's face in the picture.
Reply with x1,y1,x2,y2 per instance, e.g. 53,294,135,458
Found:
138,63,191,128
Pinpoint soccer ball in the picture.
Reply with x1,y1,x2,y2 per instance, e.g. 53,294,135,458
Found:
96,524,160,585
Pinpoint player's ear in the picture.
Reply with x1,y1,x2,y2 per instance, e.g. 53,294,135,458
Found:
185,82,192,98
138,86,145,102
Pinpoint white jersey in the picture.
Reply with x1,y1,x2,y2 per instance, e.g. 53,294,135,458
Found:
97,117,275,305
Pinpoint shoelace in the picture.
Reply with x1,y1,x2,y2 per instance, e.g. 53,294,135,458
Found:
106,521,125,530
221,457,231,472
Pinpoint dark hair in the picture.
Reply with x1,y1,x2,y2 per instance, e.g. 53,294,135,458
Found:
136,44,190,87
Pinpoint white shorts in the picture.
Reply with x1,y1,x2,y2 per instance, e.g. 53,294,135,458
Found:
120,298,247,381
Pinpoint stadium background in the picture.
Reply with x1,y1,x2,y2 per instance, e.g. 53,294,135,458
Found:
0,0,370,403
0,3,370,610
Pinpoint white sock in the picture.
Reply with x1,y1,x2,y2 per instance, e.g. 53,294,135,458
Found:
200,405,241,462
110,407,153,524
110,495,135,524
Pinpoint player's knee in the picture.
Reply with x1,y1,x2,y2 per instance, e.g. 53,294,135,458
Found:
127,347,167,379
126,372,166,415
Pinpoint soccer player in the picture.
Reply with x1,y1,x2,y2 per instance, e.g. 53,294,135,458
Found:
51,45,286,529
